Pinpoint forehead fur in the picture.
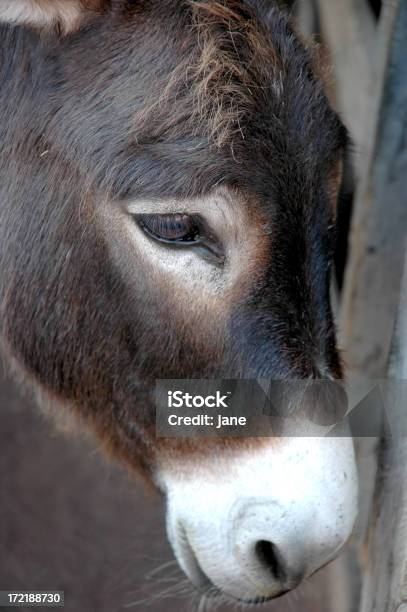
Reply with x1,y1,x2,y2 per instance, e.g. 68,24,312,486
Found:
110,0,346,200
0,1,346,202
136,0,281,149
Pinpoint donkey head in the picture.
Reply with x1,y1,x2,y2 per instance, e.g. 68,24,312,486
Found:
0,0,358,603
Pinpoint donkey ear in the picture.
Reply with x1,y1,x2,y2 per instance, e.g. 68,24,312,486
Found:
0,1,102,34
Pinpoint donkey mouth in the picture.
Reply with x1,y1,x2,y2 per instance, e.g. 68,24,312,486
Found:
177,531,334,606
176,524,219,595
178,539,284,605
173,522,303,604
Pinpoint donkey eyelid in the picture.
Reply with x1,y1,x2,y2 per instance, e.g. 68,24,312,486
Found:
132,212,225,266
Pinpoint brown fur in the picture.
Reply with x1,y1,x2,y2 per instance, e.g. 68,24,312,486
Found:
0,1,347,479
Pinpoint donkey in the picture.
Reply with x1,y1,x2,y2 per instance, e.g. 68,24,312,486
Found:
0,0,358,604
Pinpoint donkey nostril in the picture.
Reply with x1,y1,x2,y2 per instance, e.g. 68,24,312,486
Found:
255,540,286,582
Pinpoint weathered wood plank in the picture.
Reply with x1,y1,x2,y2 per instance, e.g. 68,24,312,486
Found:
315,0,376,177
358,248,407,612
294,0,318,38
339,0,407,378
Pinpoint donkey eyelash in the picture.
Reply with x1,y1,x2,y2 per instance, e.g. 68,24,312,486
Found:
136,213,201,244
133,213,225,265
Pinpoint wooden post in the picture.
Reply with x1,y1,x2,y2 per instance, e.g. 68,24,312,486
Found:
335,2,407,609
358,249,407,612
339,0,407,379
294,0,318,38
314,0,376,178
295,1,407,610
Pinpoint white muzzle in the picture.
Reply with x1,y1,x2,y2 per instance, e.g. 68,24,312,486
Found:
159,436,358,602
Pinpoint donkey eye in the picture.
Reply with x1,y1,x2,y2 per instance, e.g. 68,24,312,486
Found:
133,212,225,265
137,213,200,243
